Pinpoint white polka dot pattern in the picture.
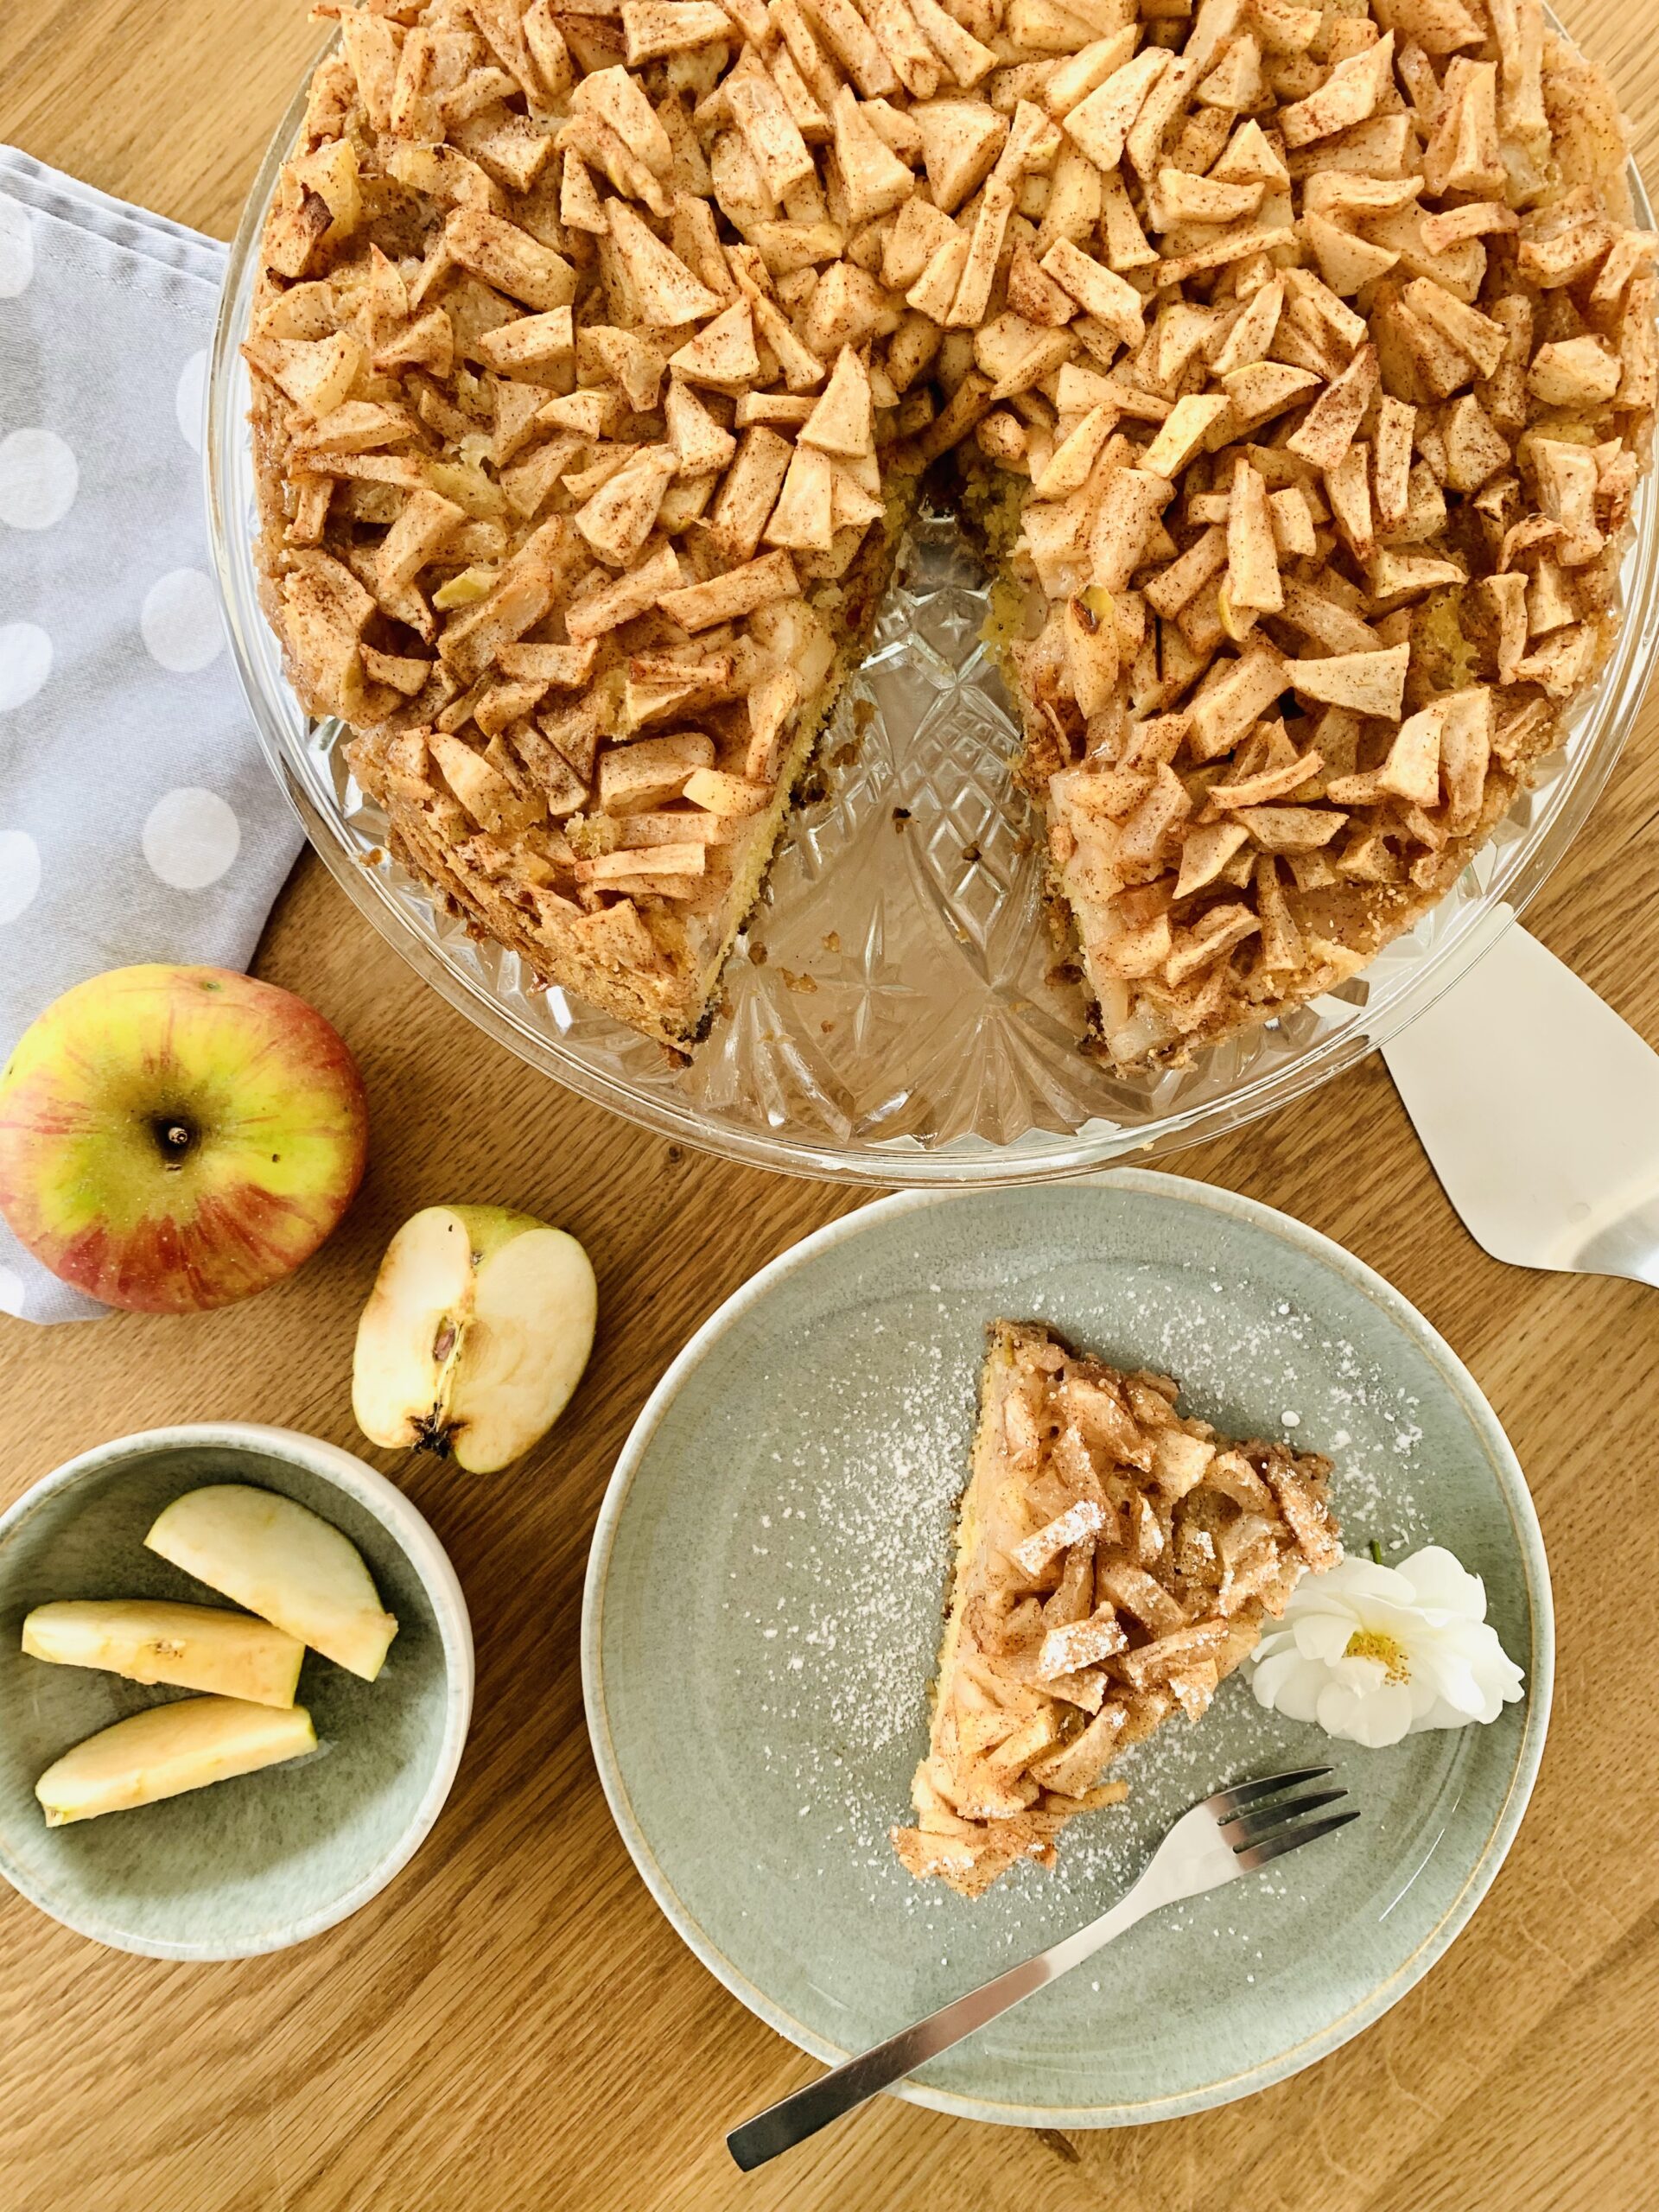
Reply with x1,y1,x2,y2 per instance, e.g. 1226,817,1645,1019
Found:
0,622,53,710
0,199,32,298
0,829,42,922
0,162,304,1323
142,787,241,890
140,566,223,673
175,349,208,454
0,429,79,531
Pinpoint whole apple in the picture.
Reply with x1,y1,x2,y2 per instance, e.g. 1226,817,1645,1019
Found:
0,964,368,1313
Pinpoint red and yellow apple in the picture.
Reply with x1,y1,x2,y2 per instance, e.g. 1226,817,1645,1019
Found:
0,963,368,1313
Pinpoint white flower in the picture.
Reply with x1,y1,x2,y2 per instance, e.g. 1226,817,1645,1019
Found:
1246,1546,1525,1750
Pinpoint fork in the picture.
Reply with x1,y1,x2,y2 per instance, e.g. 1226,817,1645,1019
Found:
727,1769,1356,2172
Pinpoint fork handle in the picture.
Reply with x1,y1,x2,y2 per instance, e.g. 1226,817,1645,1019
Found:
726,1883,1150,2171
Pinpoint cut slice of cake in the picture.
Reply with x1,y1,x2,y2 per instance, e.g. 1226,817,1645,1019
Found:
892,1320,1342,1898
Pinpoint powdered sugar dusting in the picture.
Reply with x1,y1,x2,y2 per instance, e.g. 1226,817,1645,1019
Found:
729,1328,969,1764
603,1190,1532,2111
726,1260,1431,1930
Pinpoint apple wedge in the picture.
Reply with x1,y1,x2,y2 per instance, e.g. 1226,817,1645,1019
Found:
22,1599,304,1708
145,1485,398,1682
353,1205,598,1473
35,1696,316,1826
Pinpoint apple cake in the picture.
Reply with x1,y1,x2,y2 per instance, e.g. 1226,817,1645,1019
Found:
890,1319,1341,1895
249,0,1655,1065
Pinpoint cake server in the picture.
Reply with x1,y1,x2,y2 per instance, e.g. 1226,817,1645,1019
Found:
1382,917,1659,1289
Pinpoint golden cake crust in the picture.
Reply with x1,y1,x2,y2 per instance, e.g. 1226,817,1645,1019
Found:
892,1319,1341,1897
249,0,1655,1070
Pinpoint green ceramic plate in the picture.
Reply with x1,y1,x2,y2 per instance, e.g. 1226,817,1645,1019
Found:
582,1173,1551,2127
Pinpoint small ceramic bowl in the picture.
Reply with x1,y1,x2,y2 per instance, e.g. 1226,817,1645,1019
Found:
0,1424,472,1959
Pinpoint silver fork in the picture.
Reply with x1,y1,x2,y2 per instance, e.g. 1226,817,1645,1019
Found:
727,1769,1355,2172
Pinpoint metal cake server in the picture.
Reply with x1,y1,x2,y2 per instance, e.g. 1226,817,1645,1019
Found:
727,1770,1354,2172
1383,917,1659,1289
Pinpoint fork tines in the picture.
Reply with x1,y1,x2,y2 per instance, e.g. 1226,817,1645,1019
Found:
1233,1808,1360,1872
1208,1769,1358,1872
1205,1767,1332,1818
1223,1789,1348,1846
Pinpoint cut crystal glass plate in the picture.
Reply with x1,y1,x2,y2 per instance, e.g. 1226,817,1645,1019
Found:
207,60,1659,1185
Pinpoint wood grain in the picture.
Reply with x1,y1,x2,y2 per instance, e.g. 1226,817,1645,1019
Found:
1,5,1657,2207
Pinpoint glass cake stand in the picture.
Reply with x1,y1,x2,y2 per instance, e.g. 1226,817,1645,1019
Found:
207,57,1659,1187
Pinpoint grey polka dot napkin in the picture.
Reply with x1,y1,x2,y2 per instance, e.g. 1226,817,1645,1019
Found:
0,151,305,1322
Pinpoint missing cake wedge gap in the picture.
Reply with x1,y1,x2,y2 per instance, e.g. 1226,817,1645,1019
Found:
892,1320,1341,1897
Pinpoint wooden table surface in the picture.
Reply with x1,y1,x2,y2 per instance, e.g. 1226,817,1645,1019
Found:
3,4,1657,2207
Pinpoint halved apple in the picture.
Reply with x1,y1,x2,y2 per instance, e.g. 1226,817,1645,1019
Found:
145,1484,398,1681
22,1599,303,1708
352,1205,597,1473
35,1695,316,1825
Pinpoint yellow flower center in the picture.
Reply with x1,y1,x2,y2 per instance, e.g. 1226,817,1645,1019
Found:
1345,1629,1410,1683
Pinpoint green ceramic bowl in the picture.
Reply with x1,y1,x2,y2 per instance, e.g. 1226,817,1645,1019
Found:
584,1173,1553,2127
0,1424,472,1959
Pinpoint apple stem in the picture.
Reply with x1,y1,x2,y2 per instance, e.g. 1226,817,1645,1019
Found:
152,1116,198,1169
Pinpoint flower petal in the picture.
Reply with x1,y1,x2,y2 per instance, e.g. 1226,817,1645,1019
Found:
1336,1558,1414,1604
1358,1595,1432,1641
1249,1536,1524,1748
1311,1678,1361,1743
1439,1618,1527,1707
1294,1611,1357,1662
1413,1646,1525,1728
1252,1649,1325,1723
1320,1675,1414,1747
1398,1546,1487,1620
1408,1668,1442,1720
1422,1649,1488,1719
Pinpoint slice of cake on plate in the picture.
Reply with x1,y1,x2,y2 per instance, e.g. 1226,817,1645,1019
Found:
892,1319,1341,1897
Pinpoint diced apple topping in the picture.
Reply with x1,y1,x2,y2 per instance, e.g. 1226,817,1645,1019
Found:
254,0,1654,1073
